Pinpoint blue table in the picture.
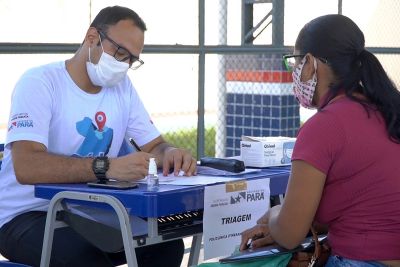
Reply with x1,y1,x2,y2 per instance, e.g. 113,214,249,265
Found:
35,167,290,267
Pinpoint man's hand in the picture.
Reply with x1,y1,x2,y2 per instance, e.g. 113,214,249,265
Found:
139,136,197,177
161,147,197,176
108,152,153,181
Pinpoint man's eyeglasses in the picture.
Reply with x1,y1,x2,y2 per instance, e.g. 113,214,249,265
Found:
98,31,144,70
283,54,328,72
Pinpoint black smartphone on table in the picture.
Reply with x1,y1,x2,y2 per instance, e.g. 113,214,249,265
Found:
87,180,138,190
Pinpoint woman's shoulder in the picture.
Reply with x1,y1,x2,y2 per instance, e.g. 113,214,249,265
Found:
310,97,366,123
301,97,375,142
298,99,354,138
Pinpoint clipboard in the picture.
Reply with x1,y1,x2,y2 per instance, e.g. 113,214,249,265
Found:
219,235,327,264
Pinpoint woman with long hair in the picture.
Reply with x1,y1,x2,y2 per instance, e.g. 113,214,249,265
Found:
240,14,400,266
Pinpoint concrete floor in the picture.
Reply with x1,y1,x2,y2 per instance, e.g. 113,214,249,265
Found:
0,236,206,267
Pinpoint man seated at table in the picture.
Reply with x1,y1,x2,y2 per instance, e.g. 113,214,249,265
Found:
0,5,196,267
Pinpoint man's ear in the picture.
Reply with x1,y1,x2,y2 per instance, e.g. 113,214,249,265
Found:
84,27,100,47
301,53,316,82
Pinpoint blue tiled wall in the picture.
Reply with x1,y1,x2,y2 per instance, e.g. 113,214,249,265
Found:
225,93,300,157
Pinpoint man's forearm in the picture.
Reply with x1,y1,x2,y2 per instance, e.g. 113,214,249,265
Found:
13,150,96,184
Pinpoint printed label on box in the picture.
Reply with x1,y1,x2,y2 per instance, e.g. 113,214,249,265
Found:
240,136,296,168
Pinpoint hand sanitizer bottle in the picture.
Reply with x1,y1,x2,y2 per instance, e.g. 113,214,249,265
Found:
147,158,159,191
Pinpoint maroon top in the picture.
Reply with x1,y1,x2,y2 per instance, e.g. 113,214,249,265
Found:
292,97,400,260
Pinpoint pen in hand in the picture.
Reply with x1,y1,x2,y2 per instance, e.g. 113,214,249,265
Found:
129,138,142,152
246,233,266,250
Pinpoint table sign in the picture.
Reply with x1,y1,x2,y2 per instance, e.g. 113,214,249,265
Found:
203,178,270,259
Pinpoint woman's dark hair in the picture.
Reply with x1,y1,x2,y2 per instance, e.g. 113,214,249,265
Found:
90,6,147,33
296,14,400,143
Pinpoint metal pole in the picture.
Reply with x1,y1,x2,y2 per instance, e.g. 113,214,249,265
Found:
272,0,284,46
338,0,343,14
242,0,254,44
197,0,206,159
216,0,228,157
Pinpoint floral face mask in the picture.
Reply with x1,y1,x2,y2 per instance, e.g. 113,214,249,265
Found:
292,57,318,109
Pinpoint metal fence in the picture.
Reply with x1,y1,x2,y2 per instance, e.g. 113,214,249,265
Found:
1,0,400,159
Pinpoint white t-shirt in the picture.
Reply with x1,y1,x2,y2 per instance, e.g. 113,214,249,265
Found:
0,61,160,227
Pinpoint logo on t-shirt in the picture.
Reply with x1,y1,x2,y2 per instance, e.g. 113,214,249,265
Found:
74,111,113,157
8,113,33,132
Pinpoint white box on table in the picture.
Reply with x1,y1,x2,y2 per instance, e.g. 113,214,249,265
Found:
240,136,296,168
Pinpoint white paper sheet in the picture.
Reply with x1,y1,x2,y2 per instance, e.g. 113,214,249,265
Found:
203,178,270,260
160,174,244,185
137,173,244,186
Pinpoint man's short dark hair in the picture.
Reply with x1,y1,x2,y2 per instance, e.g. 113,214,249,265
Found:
90,6,147,33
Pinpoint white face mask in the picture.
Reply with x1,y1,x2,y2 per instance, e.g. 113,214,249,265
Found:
86,37,129,88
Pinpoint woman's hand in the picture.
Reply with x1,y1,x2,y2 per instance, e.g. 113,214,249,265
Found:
256,210,271,224
239,224,274,251
239,208,278,251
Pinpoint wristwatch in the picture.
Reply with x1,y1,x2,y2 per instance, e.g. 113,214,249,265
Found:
92,156,109,181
